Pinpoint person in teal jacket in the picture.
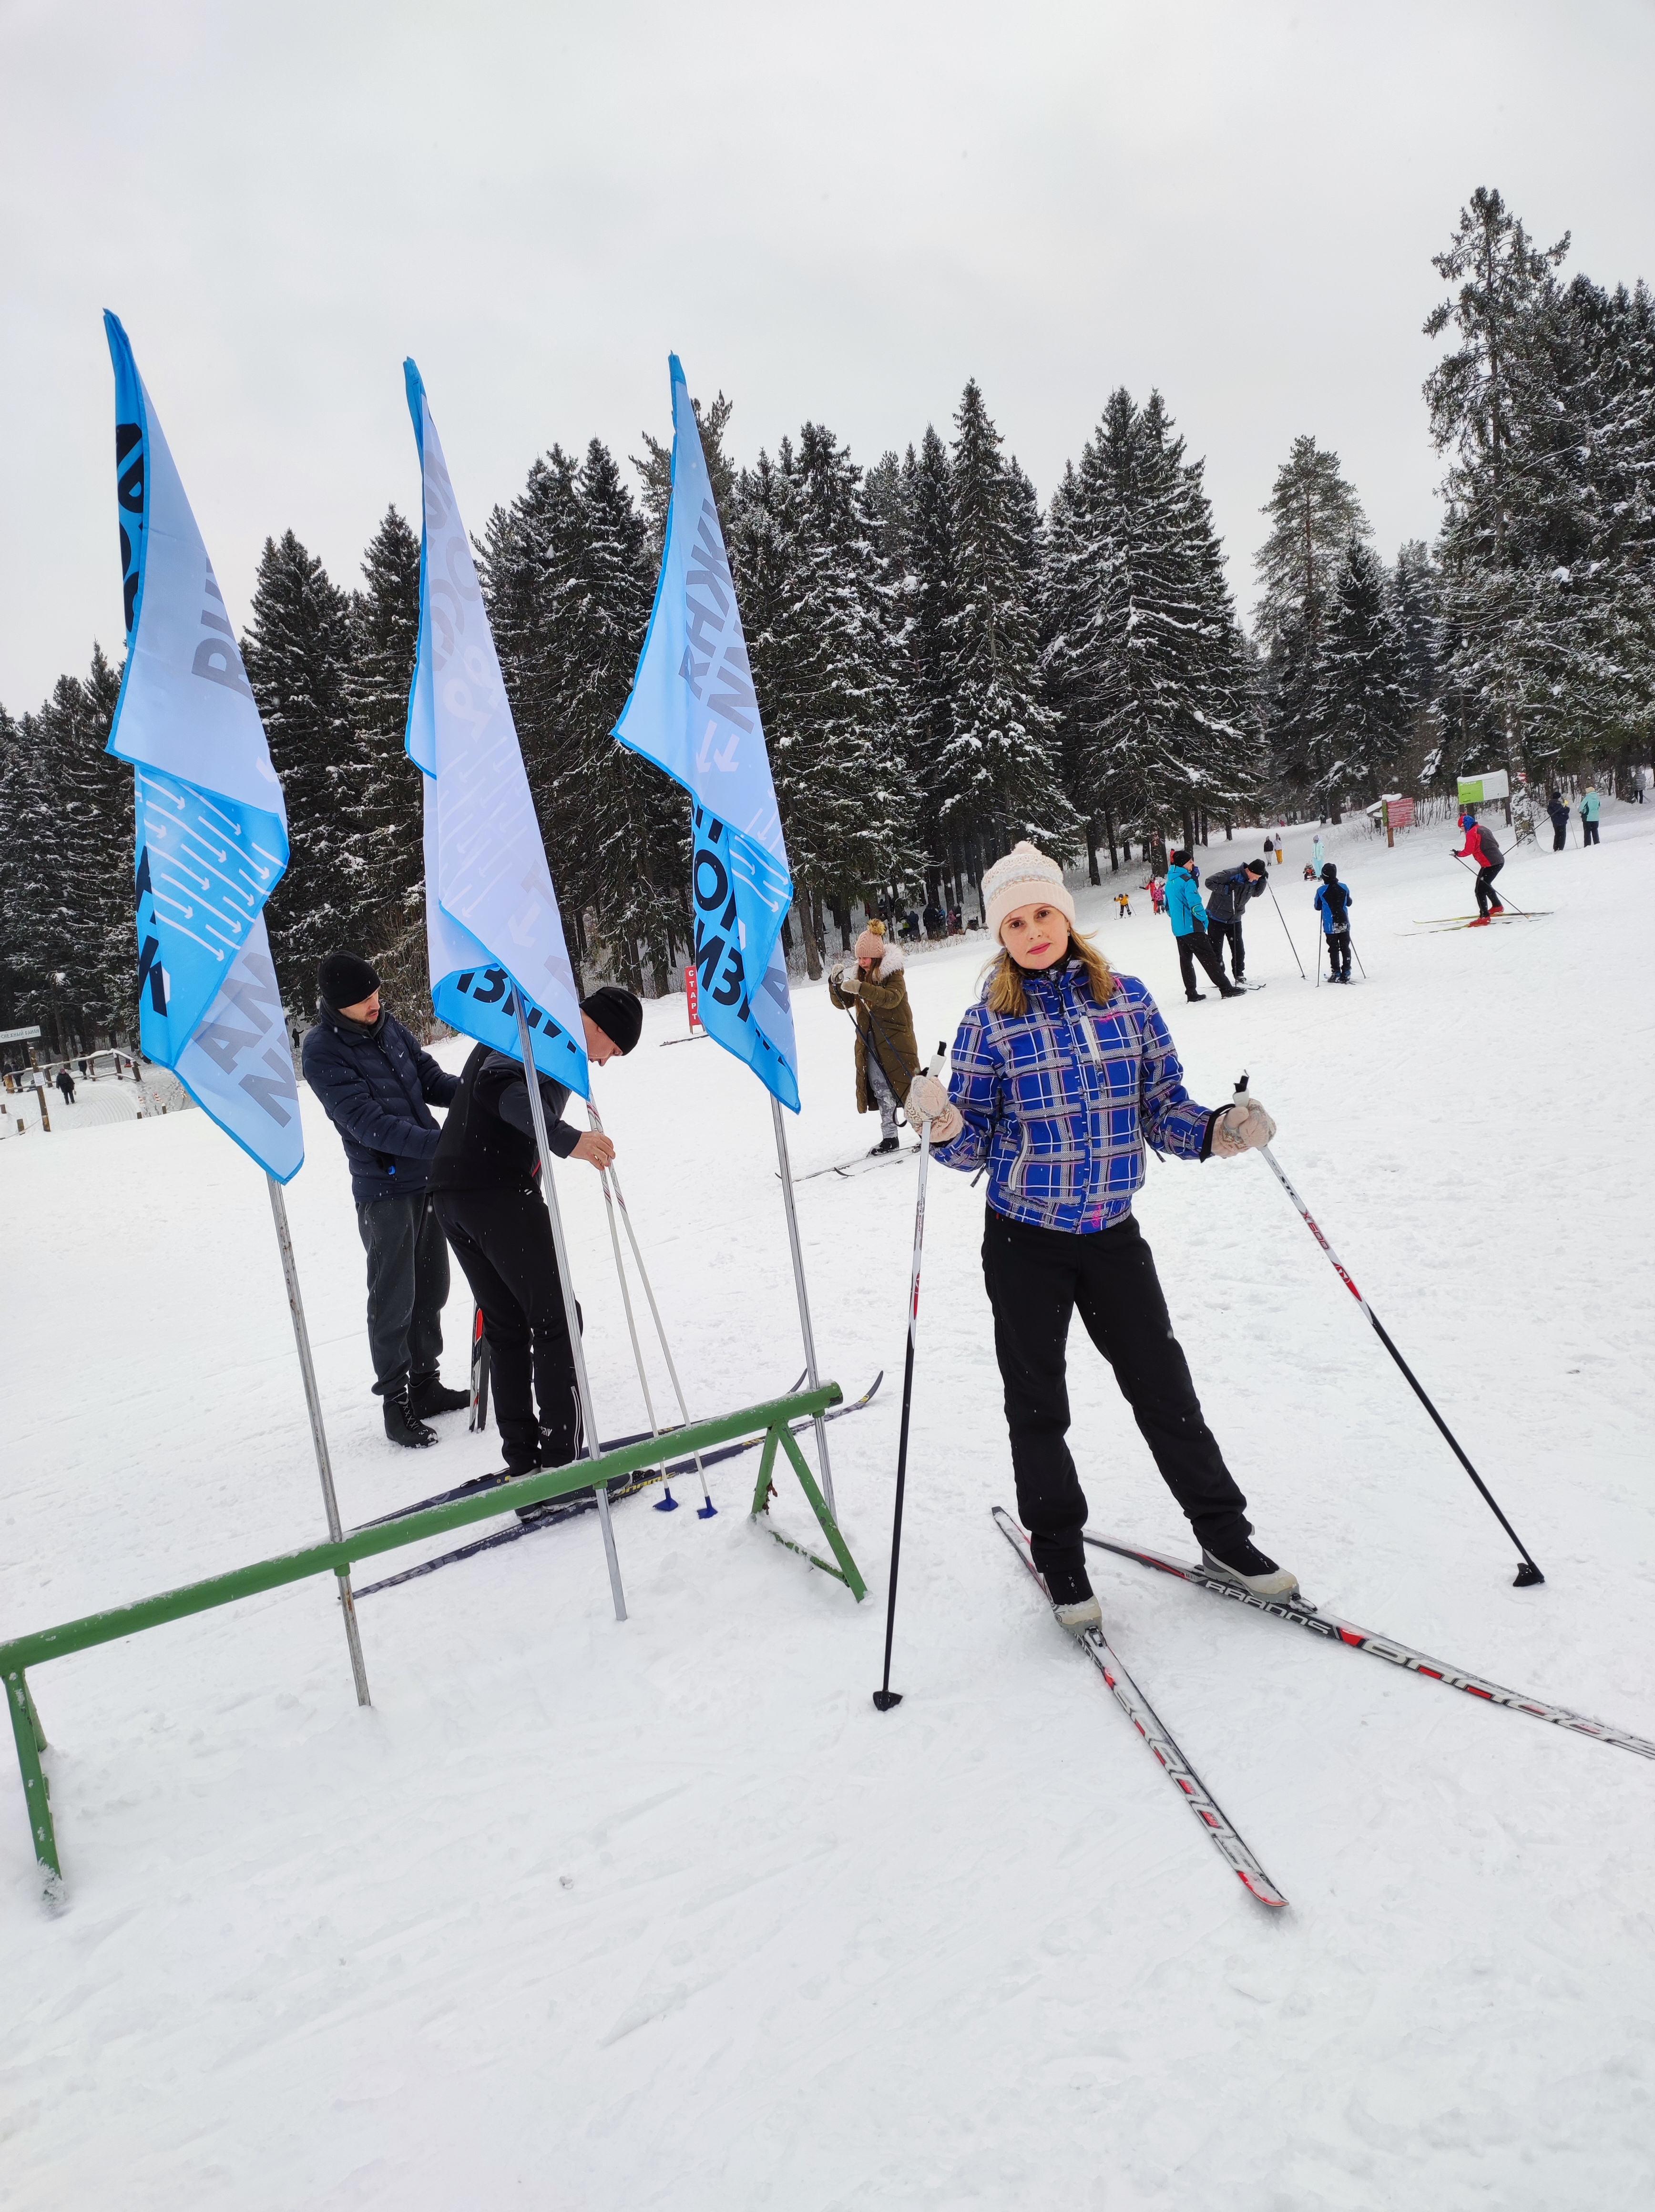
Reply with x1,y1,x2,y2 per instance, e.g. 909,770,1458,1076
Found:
1164,852,1240,1002
1581,786,1602,845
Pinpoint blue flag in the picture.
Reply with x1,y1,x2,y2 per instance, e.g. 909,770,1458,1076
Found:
103,312,304,1182
613,357,799,1111
402,363,588,1096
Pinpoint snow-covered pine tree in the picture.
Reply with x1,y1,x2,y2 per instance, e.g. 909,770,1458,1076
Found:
347,508,426,1019
728,426,916,968
899,427,960,909
1308,539,1412,805
562,438,685,993
939,380,1078,910
1391,541,1443,785
1255,435,1371,809
0,650,128,1054
1066,389,1258,862
241,531,364,1013
633,389,738,561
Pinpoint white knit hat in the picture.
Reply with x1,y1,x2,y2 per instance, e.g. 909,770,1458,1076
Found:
981,840,1076,943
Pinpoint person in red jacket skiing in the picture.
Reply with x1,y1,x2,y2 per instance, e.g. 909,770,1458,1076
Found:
1452,813,1505,922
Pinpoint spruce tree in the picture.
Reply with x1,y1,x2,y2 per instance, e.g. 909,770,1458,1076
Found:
939,380,1077,908
1309,539,1412,806
1255,436,1372,806
241,531,363,1010
348,507,426,1018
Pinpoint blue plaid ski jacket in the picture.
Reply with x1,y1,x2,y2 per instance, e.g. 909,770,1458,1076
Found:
932,963,1219,1233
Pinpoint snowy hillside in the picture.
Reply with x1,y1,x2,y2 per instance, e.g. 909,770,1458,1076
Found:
4,805,1653,2211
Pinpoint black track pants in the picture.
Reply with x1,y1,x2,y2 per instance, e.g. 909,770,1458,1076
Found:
1209,917,1245,980
433,1187,581,1468
1475,860,1504,915
1176,926,1230,1000
1583,819,1600,845
981,1208,1252,1595
1324,927,1351,978
356,1191,450,1397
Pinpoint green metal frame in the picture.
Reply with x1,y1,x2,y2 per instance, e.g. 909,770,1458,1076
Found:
3,1385,856,1892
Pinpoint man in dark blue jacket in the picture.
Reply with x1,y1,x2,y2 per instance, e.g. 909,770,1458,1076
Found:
302,952,464,1449
1203,858,1267,984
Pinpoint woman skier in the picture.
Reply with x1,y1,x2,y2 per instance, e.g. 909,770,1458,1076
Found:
905,840,1298,1634
1451,812,1505,920
828,919,921,1156
1314,861,1354,980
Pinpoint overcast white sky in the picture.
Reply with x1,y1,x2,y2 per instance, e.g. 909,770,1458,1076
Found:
2,0,1652,709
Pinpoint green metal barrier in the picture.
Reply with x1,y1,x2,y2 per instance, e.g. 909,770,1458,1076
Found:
4,1384,859,1893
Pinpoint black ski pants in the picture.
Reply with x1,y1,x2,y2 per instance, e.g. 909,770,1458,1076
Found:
1176,925,1231,1000
1552,823,1567,851
1209,917,1245,981
1474,860,1504,915
981,1208,1252,1598
1324,927,1351,979
1583,819,1600,846
356,1190,450,1398
433,1186,581,1471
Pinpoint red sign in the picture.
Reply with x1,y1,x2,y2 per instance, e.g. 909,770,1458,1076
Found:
1385,796,1416,829
684,963,703,1034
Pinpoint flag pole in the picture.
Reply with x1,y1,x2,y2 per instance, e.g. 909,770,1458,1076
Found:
265,1177,372,1705
514,996,627,1623
771,1095,836,1520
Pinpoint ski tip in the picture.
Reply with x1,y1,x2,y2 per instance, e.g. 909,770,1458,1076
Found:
871,1689,904,1712
1238,1870,1290,1910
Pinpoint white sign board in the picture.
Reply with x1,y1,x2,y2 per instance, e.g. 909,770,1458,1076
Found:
0,1025,42,1044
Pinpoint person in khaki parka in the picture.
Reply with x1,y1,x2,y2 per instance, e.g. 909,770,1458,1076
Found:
827,919,922,1155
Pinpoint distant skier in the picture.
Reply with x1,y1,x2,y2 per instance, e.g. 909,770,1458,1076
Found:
54,1067,75,1105
1451,813,1506,921
1204,857,1268,985
1314,862,1354,981
1148,876,1167,918
905,839,1299,1634
428,987,643,1476
1311,834,1326,871
1165,850,1240,1002
1115,891,1132,919
1546,791,1570,851
827,920,921,1157
1581,786,1602,846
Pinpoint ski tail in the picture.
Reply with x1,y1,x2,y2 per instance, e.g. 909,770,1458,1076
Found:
469,1303,490,1433
993,1508,1287,1909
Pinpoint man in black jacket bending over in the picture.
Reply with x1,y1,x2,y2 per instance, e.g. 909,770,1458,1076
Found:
429,986,643,1477
303,953,466,1449
1203,857,1268,986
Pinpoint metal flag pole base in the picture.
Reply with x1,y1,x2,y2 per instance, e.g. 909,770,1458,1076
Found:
516,999,626,1624
1233,1075,1544,1587
874,1043,947,1713
772,1093,835,1522
586,1099,715,1516
266,1177,371,1706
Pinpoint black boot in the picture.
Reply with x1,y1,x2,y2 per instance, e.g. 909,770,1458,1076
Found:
384,1390,438,1449
409,1375,470,1418
868,1134,900,1156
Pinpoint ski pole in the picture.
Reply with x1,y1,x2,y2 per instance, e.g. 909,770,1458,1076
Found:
1264,879,1307,979
874,1041,949,1712
1349,934,1367,979
1453,852,1531,916
1232,1074,1543,1587
586,1098,715,1516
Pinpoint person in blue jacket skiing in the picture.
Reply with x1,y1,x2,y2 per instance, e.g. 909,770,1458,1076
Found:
303,952,467,1449
904,840,1298,1638
1314,862,1354,981
1164,850,1240,1002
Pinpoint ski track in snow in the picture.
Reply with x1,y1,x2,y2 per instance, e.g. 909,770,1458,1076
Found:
3,808,1653,2210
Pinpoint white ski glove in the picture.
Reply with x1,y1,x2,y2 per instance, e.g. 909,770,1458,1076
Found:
838,961,860,992
1211,1088,1276,1157
906,1073,962,1145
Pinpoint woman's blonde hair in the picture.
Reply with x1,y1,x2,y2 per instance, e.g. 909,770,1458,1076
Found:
983,923,1115,1016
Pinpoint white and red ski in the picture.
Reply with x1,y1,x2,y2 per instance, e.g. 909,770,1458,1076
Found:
993,1508,1288,1910
1082,1530,1655,1761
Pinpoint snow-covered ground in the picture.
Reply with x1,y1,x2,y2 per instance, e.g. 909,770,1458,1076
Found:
3,804,1652,2211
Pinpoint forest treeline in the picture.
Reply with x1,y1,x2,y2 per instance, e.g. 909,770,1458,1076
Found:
3,187,1651,1054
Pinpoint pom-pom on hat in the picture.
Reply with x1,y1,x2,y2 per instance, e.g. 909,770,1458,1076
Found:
855,919,888,962
981,840,1077,944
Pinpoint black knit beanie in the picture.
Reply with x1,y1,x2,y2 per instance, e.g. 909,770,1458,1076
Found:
318,952,380,1008
580,985,643,1054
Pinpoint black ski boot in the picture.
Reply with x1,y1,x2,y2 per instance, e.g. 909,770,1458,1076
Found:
1201,1536,1299,1597
409,1375,470,1418
384,1390,438,1449
1185,990,1207,1003
868,1134,900,1156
